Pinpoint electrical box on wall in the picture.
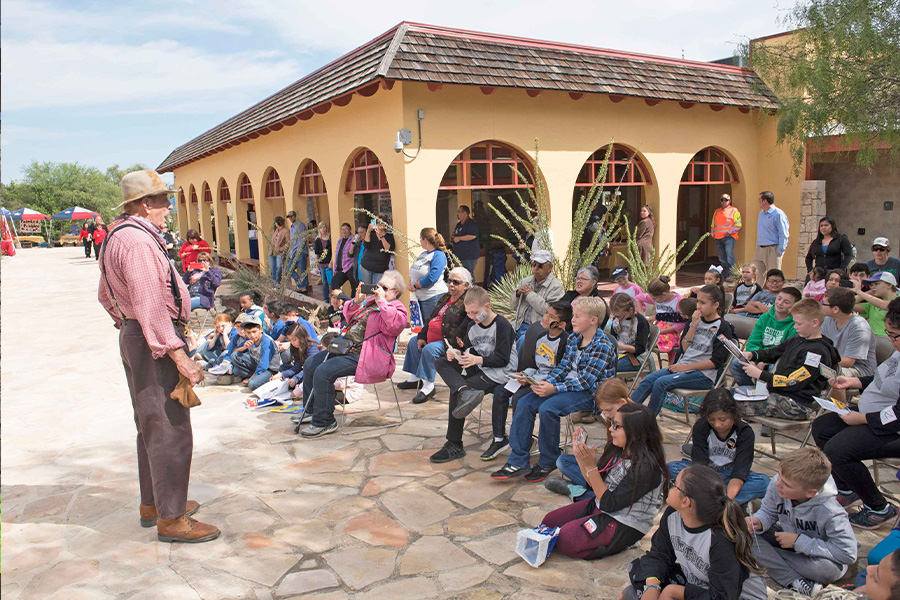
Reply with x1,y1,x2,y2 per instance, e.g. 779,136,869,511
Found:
858,228,866,236
885,201,894,211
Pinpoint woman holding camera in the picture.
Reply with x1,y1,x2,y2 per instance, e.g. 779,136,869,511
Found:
359,214,396,285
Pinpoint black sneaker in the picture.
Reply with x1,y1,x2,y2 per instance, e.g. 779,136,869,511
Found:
836,490,861,508
850,503,899,529
412,388,436,404
524,464,555,483
544,477,571,496
452,388,485,419
397,380,420,390
429,441,466,464
480,438,510,461
491,463,527,480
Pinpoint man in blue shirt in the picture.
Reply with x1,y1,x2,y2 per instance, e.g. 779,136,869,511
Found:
752,190,790,278
451,205,480,280
286,211,309,293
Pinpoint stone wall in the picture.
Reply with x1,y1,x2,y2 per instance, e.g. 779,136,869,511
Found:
797,180,826,278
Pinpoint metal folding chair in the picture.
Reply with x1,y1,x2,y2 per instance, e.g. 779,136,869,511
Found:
619,324,661,394
660,355,736,441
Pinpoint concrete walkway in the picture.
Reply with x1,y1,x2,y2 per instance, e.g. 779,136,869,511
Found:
0,246,889,599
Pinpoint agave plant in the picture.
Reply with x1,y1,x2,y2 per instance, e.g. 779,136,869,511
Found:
617,216,710,290
488,262,532,321
351,207,462,268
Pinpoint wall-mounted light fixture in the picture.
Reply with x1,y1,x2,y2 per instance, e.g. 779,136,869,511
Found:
394,109,424,159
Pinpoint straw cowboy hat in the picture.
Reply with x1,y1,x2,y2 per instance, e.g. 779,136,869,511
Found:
116,170,175,210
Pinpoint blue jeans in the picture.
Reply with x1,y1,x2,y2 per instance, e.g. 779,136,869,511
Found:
302,351,359,427
616,355,638,373
630,368,713,415
508,390,595,469
557,454,590,500
231,351,274,390
290,250,309,289
357,265,380,285
270,254,283,284
460,258,478,281
318,266,331,300
193,338,221,362
515,322,531,357
416,296,441,325
667,460,770,505
402,340,445,383
190,296,203,311
715,236,736,277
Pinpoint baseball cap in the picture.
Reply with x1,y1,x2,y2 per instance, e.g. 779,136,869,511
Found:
864,271,898,287
239,314,263,327
872,237,891,249
611,267,629,279
531,250,554,265
287,210,297,217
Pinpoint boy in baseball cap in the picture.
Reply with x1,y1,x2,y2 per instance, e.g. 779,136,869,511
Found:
854,270,900,337
611,266,643,302
866,237,900,282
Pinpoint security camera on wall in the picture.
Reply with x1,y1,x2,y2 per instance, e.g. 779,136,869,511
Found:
394,129,412,152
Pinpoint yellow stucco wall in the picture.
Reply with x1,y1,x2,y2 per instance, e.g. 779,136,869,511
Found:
172,79,802,284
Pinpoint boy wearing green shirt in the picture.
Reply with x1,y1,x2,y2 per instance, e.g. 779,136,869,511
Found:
854,271,899,337
730,287,801,386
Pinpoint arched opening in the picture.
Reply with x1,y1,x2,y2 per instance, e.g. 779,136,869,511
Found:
189,185,199,231
436,141,537,267
201,182,216,247
238,173,259,260
345,149,391,229
298,160,328,227
218,178,233,256
677,147,739,263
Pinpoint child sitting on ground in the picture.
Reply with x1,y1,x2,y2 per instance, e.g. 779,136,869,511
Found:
747,447,857,596
192,311,236,365
207,314,248,374
481,300,571,462
239,292,266,326
729,286,800,387
539,403,667,561
741,268,785,318
667,389,770,506
803,267,827,302
621,464,768,600
731,264,762,313
739,299,840,421
230,315,282,390
264,300,282,338
612,266,643,304
631,285,735,415
608,292,651,374
270,322,321,399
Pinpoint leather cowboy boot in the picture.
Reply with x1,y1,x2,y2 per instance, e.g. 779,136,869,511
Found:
139,500,200,528
156,515,220,543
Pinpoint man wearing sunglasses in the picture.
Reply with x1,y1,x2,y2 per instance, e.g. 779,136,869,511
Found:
511,250,564,353
866,237,900,282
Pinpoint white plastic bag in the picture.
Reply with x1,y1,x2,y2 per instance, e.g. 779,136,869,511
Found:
515,524,560,568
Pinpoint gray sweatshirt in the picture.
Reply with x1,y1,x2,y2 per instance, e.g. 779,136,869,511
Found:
752,475,857,568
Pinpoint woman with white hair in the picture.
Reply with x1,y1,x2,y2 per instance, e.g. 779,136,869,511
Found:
560,265,609,329
399,266,473,403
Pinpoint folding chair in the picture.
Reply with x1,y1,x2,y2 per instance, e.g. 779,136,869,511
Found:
722,292,734,315
619,324,661,394
198,287,224,332
336,376,405,435
660,355,736,442
748,376,836,460
724,315,757,350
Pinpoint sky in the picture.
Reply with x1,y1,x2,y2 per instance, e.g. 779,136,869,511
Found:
1,0,795,185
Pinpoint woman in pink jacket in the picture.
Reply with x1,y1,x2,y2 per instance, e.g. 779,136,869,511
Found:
299,270,408,438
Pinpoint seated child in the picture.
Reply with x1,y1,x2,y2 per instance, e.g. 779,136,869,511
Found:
621,464,768,600
490,296,616,482
729,286,800,386
849,262,871,287
667,389,770,505
854,271,900,337
539,403,667,560
739,299,840,421
325,289,350,330
239,292,266,326
689,265,726,301
431,286,515,463
631,285,735,415
545,378,631,501
265,300,283,338
280,304,319,342
481,301,571,462
207,314,248,373
612,266,643,304
193,311,235,364
747,447,857,596
636,276,685,362
856,549,900,600
824,268,847,292
230,315,282,390
740,268,785,318
669,297,697,365
271,322,321,400
730,264,762,313
803,266,827,302
608,292,651,374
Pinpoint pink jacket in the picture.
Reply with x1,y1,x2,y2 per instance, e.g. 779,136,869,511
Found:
344,297,408,384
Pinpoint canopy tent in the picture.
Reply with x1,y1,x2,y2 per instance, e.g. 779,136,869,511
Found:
10,208,50,221
51,206,100,220
1,207,11,217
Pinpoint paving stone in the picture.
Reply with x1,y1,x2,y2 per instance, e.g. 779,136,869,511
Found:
298,472,366,488
19,559,100,600
317,495,375,521
259,486,356,522
446,590,504,600
226,509,277,533
273,522,338,553
323,546,397,590
394,419,451,437
368,450,461,477
440,473,508,509
463,530,521,565
171,560,260,600
503,554,593,590
342,510,409,548
241,533,292,551
292,591,350,600
354,576,438,600
446,509,517,536
360,476,412,496
421,473,450,487
438,564,494,592
381,483,458,530
400,536,475,575
510,484,556,504
289,447,359,475
380,434,423,451
207,553,300,587
274,569,339,597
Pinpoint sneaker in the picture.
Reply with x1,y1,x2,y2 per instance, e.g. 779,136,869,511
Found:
836,490,861,508
544,477,572,496
788,578,823,597
524,464,555,483
452,388,485,419
491,463,528,480
760,425,772,438
208,363,230,375
397,379,419,390
850,503,899,529
244,397,278,409
429,441,466,463
480,438,510,461
290,413,312,424
300,422,338,438
412,388,436,404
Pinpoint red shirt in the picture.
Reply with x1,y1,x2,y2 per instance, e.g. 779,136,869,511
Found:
179,239,211,265
426,302,450,343
92,227,107,244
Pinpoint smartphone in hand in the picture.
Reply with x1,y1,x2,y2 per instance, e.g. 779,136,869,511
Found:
575,426,587,445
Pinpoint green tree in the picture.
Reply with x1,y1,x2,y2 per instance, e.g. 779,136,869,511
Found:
749,0,900,172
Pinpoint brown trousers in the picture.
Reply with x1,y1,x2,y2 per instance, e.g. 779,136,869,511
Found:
120,320,192,520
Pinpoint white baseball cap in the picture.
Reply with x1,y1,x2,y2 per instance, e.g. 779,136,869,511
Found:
872,237,891,249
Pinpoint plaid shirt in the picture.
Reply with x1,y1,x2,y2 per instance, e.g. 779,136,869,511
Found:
545,330,616,394
98,215,191,359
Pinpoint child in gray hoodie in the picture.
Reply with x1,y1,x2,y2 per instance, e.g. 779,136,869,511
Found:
747,447,857,596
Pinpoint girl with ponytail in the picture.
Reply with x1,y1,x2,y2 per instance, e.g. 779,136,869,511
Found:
621,464,768,600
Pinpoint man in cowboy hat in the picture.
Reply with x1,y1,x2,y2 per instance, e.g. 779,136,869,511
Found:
98,169,220,543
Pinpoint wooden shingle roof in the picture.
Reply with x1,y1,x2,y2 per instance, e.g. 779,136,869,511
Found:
159,22,778,173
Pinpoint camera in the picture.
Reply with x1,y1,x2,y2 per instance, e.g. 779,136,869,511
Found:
360,283,377,295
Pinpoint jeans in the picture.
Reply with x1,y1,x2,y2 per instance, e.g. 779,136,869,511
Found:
460,258,478,282
557,454,590,500
357,265,380,285
416,296,441,326
434,358,498,443
302,351,359,427
616,355,638,373
715,236,736,277
515,322,531,357
270,253,283,284
491,385,530,439
667,460,770,504
402,340,445,383
330,269,358,296
290,250,309,289
508,390,595,469
630,368,713,415
193,338,222,362
83,238,92,257
190,296,203,311
318,266,331,300
231,351,275,390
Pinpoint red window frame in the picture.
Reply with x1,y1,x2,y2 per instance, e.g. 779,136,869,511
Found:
298,161,327,197
681,147,739,184
203,185,213,203
345,150,390,194
576,145,650,188
439,142,535,190
264,169,284,200
219,181,231,203
190,187,198,204
239,175,254,202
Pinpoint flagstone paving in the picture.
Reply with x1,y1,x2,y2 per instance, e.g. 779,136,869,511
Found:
1,247,894,599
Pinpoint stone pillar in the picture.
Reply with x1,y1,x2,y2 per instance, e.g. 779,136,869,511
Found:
797,180,826,278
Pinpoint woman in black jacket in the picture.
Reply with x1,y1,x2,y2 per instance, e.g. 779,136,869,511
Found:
805,216,853,275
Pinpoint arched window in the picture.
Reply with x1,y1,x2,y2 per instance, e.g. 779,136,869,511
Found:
203,184,213,203
681,147,739,184
345,150,389,193
190,186,198,204
439,142,534,190
264,169,284,200
239,174,254,201
298,161,327,223
575,145,650,188
218,180,231,202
